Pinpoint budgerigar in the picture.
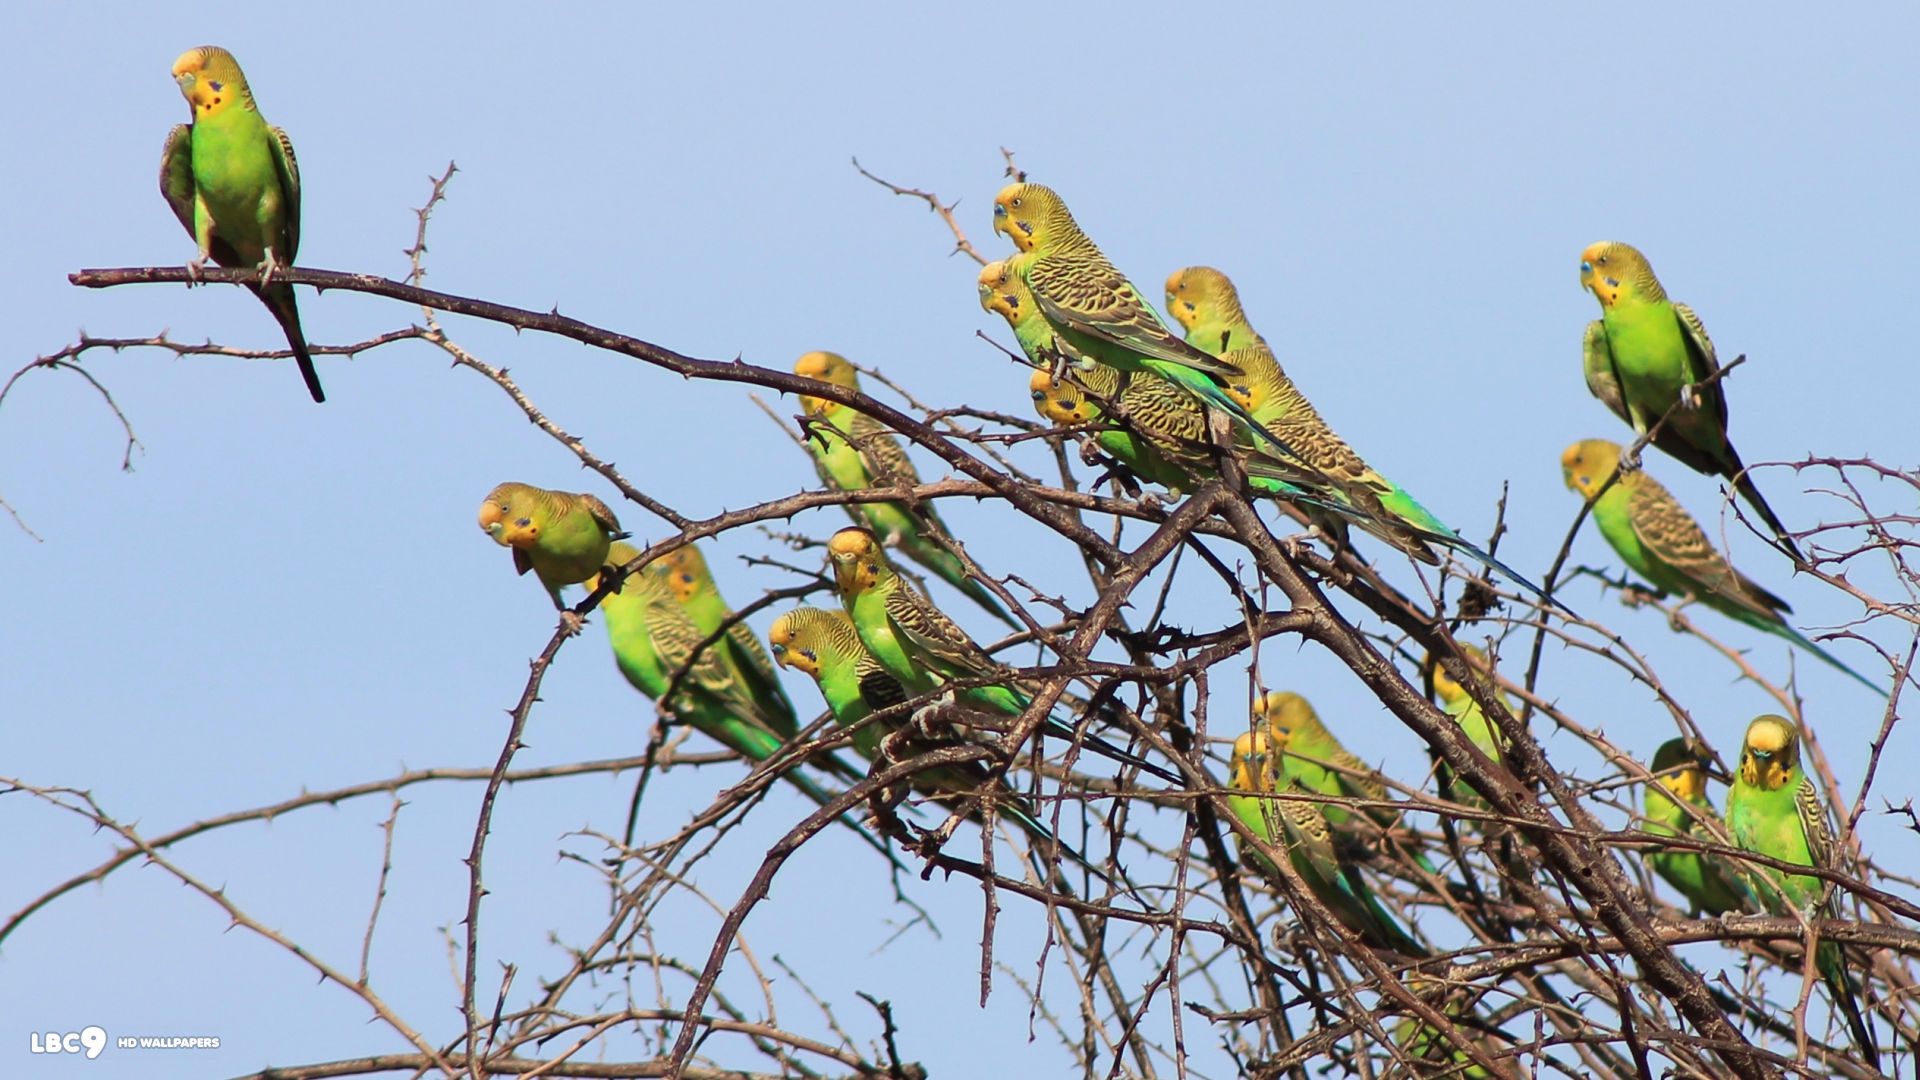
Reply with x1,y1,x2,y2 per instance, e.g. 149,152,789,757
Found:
161,47,323,402
1641,738,1752,916
653,544,797,734
1429,646,1517,816
477,482,625,609
1578,242,1799,557
1226,732,1427,956
769,606,1100,871
792,351,1015,627
1725,715,1877,1068
1256,691,1397,832
826,526,1179,784
1561,439,1880,693
1260,690,1440,878
1165,265,1556,603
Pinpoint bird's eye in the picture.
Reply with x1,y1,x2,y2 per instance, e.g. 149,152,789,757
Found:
1010,197,1022,208
1596,255,1608,265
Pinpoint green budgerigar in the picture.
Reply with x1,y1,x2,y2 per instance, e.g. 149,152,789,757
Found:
653,544,797,734
1256,691,1397,832
591,544,814,773
792,351,1015,627
1226,731,1427,956
1641,738,1753,916
826,526,1179,784
1725,715,1877,1068
1428,646,1518,815
769,606,1099,871
477,482,626,609
1165,265,1555,602
161,47,324,402
1561,439,1880,694
1578,242,1798,557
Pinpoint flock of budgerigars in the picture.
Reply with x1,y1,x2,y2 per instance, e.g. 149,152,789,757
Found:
161,45,1896,1072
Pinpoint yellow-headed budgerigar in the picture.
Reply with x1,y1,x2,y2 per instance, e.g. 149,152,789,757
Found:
1725,715,1877,1068
1641,737,1752,916
768,606,1106,875
653,543,798,735
1561,439,1880,693
477,482,626,610
1226,731,1427,956
161,47,324,402
791,351,1015,627
1165,265,1556,604
826,525,1180,784
1578,242,1798,557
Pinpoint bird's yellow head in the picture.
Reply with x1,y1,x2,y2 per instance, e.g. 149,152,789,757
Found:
1579,241,1662,308
658,545,713,603
1560,438,1623,500
1163,266,1245,335
768,606,860,680
827,527,882,596
992,183,1071,253
978,259,1026,322
172,46,251,117
1028,369,1096,426
1229,730,1277,793
1649,737,1708,802
794,351,858,417
478,482,537,548
1429,644,1492,706
1253,690,1320,751
767,608,818,677
1738,714,1800,791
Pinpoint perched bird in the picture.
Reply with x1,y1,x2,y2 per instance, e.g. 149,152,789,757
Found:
826,526,1180,784
1561,439,1880,693
990,184,1322,482
1164,266,1268,356
791,351,1015,627
1725,715,1878,1068
652,544,797,733
1578,242,1798,556
477,482,625,609
588,547,896,863
1256,691,1397,832
1165,265,1555,603
1428,646,1517,815
1641,738,1753,916
1226,731,1427,956
769,606,1099,871
1027,366,1214,495
161,47,323,403
1386,974,1518,1079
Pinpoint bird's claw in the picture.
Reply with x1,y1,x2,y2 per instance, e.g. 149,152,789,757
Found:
558,610,585,638
908,694,958,742
185,257,209,286
1617,443,1643,475
1676,383,1701,412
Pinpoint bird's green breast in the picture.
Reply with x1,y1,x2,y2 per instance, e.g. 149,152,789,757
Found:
187,111,283,260
1600,301,1691,422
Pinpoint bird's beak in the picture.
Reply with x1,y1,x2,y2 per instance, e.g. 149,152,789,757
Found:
770,644,789,669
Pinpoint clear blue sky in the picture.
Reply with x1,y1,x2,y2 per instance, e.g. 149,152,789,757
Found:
3,4,1915,1077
